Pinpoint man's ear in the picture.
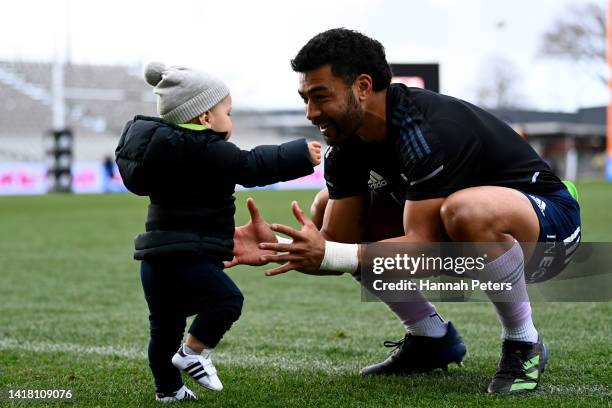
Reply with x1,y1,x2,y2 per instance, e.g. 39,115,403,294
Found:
354,74,373,101
198,112,211,126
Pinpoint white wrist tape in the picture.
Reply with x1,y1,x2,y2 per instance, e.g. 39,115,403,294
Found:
275,235,293,244
320,241,359,274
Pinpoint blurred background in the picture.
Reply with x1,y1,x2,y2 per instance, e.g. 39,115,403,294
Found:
0,0,609,195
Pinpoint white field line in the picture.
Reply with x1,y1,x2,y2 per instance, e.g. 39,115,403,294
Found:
0,337,610,397
0,337,357,374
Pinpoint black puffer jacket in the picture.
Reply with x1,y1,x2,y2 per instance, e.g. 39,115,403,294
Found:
115,116,314,261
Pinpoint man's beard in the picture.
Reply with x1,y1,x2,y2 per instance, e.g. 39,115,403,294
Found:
317,90,364,146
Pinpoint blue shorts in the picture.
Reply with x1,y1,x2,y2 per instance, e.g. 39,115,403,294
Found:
522,187,581,283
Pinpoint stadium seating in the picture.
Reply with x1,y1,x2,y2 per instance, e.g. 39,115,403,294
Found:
0,60,320,162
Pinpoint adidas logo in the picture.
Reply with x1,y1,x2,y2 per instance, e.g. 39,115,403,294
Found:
368,170,388,189
529,195,546,216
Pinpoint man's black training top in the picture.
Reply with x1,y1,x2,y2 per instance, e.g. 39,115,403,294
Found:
325,84,564,204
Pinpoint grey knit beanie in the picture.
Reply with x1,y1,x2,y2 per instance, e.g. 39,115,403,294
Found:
143,61,230,124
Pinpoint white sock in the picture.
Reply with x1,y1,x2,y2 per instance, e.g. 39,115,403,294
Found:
466,241,538,344
405,312,448,338
183,344,200,355
502,317,539,343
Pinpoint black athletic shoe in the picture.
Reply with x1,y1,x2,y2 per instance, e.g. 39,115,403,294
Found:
360,321,467,376
487,337,548,394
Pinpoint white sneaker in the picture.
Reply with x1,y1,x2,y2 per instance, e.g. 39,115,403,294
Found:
155,385,196,402
172,346,223,391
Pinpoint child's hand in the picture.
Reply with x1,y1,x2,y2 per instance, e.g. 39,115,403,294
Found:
308,141,322,166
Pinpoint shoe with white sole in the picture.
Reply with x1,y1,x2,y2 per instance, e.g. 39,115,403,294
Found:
155,385,196,402
171,346,223,391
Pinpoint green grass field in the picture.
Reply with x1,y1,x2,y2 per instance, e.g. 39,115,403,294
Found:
0,183,610,407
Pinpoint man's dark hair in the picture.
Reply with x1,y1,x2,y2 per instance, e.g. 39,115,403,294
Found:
291,28,392,91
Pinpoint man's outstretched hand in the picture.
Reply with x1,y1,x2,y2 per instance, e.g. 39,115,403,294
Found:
224,197,277,269
258,201,333,276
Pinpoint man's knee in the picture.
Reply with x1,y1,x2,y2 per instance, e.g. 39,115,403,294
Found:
440,194,492,241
